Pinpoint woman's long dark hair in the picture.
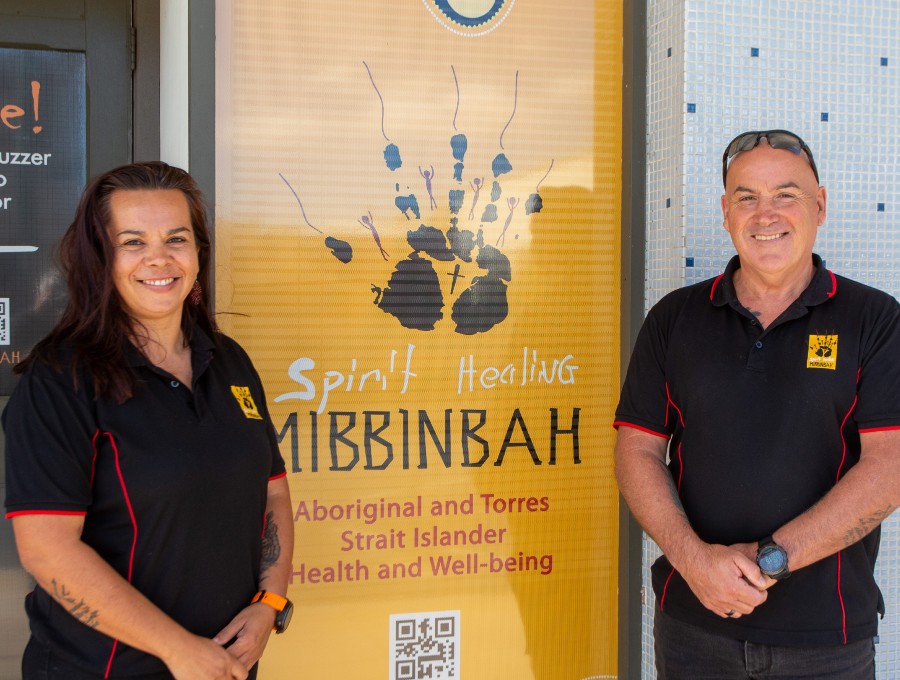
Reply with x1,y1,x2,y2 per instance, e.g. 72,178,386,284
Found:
14,161,218,402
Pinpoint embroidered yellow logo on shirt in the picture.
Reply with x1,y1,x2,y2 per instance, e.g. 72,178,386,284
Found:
231,386,263,419
807,334,838,370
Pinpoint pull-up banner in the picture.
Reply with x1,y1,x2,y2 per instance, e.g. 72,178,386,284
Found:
215,2,622,677
0,48,86,394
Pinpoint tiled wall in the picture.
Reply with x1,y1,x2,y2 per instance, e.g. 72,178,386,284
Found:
644,1,900,676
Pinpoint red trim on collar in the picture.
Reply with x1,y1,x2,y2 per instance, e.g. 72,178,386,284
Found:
826,269,838,298
709,274,724,301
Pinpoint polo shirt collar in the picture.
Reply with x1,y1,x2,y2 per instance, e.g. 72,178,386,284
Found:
125,325,217,370
710,253,837,310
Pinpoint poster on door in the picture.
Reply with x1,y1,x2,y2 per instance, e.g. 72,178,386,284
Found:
0,48,86,395
215,2,622,677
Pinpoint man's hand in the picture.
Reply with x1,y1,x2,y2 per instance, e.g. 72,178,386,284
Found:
730,540,779,590
678,542,769,619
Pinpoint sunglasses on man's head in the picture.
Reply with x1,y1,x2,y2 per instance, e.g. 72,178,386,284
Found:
722,129,819,186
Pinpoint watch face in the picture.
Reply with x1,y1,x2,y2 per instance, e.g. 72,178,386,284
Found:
276,600,294,633
759,546,788,574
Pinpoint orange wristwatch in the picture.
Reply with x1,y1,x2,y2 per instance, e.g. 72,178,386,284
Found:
251,590,293,634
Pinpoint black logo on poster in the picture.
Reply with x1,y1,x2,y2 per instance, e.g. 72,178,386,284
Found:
280,64,552,335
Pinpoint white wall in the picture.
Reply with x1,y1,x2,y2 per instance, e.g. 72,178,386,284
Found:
644,1,900,676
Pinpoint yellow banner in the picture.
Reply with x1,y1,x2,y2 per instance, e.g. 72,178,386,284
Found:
215,2,622,677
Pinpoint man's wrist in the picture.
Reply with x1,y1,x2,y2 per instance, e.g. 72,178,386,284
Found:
756,535,791,580
666,534,708,574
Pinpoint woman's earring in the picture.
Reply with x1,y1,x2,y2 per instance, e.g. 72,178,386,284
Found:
189,280,202,306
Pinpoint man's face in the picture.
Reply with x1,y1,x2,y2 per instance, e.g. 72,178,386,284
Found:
721,140,826,284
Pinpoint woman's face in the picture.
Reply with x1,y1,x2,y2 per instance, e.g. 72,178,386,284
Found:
107,189,200,330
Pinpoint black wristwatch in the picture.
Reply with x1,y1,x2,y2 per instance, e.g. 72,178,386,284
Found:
756,535,791,580
251,590,294,634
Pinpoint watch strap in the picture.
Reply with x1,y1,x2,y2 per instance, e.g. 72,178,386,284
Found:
757,534,776,552
251,590,293,633
251,590,288,612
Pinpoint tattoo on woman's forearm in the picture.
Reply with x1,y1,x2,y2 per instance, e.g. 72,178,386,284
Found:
51,579,100,629
843,504,895,547
261,510,282,570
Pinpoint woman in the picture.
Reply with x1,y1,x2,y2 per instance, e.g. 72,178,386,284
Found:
3,162,293,680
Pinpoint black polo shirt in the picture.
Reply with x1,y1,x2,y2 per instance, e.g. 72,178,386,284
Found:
615,254,900,646
3,329,286,677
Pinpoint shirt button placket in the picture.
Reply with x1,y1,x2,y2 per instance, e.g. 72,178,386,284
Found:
746,332,766,371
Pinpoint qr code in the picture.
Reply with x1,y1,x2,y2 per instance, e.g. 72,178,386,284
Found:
390,610,460,680
0,298,8,345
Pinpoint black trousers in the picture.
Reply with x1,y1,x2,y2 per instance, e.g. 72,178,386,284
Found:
654,607,876,680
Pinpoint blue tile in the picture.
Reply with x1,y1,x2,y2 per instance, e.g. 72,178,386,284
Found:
666,197,671,208
882,57,889,66
686,257,695,267
821,112,829,122
667,47,672,57
687,103,696,113
751,47,760,57
878,203,886,212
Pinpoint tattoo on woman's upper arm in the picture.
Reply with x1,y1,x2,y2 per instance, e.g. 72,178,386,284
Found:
51,579,100,629
261,510,281,570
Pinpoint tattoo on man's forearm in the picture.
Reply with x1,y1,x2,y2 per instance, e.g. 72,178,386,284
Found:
842,504,895,547
261,510,282,570
51,579,101,629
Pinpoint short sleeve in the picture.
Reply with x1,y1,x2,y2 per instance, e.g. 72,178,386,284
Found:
855,294,900,431
3,364,98,516
259,391,287,480
614,299,676,438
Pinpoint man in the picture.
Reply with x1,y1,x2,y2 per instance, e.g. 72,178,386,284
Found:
614,130,900,679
